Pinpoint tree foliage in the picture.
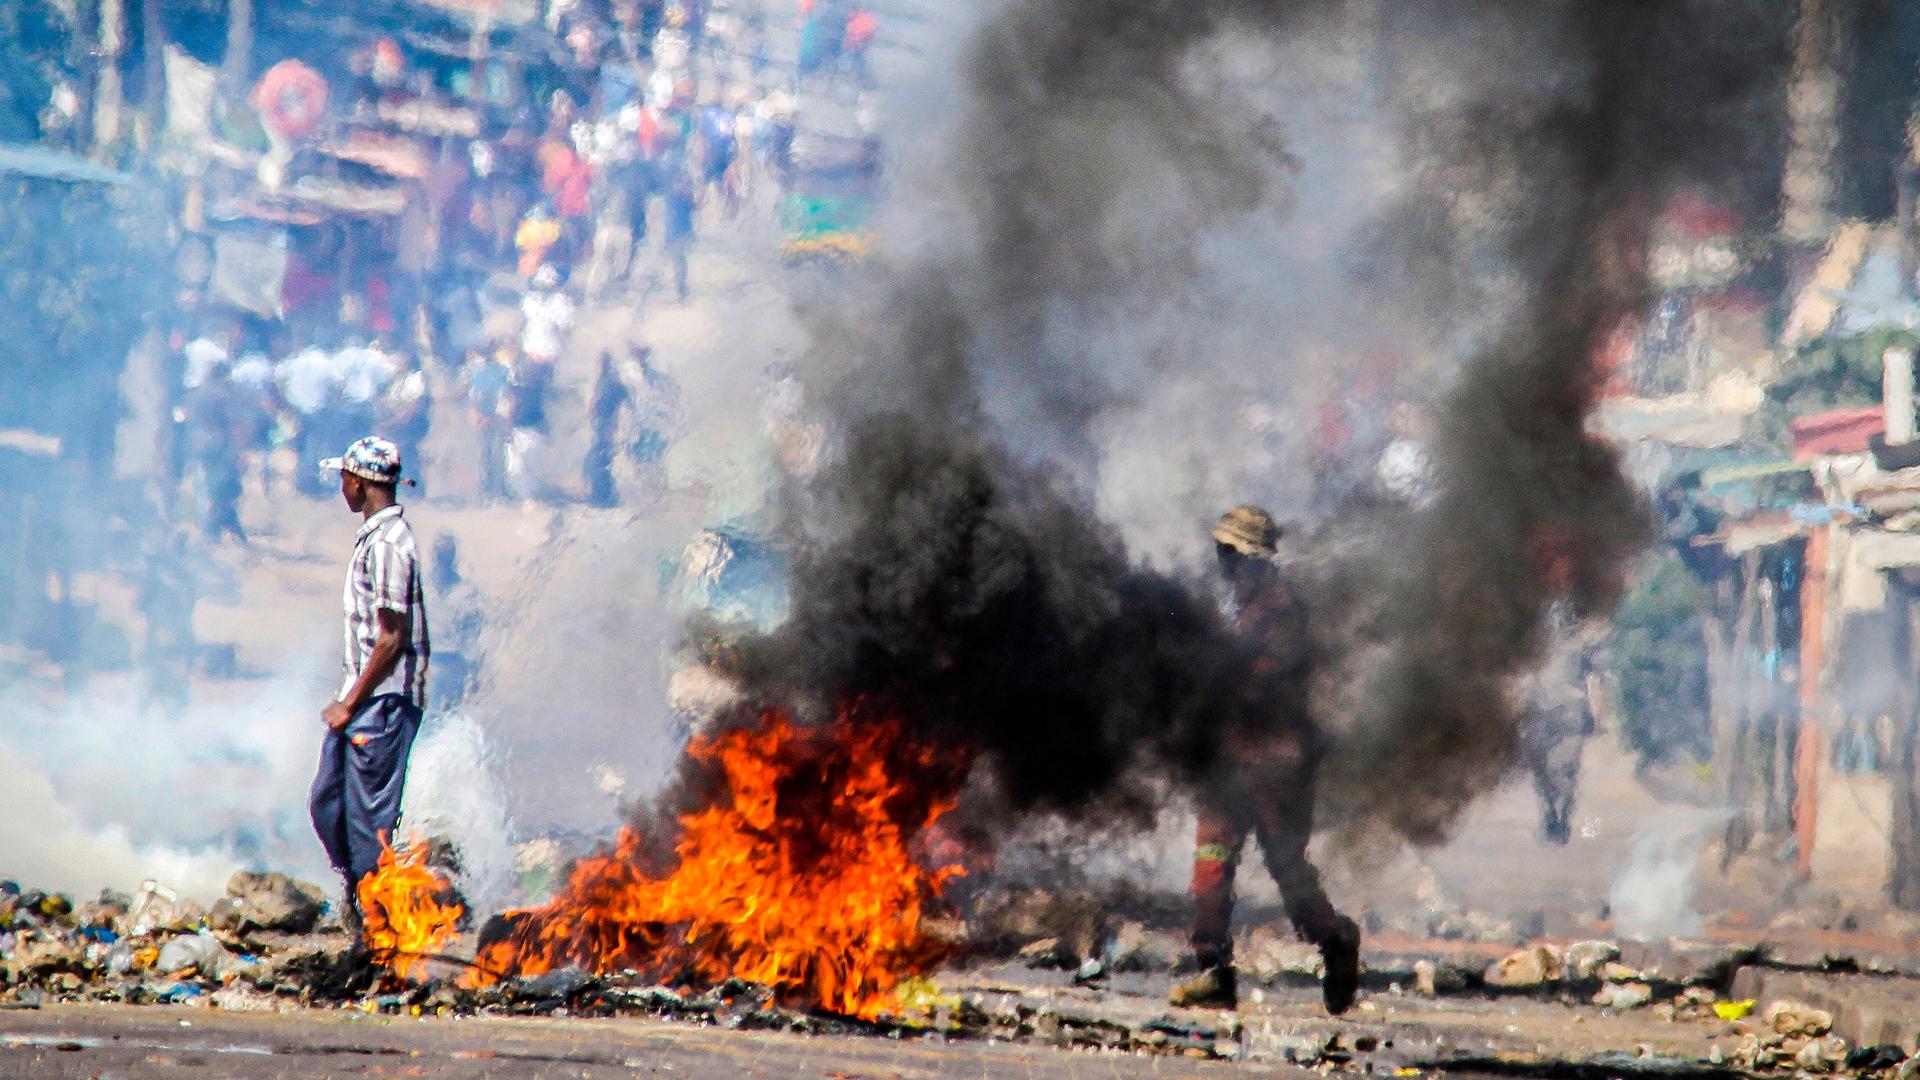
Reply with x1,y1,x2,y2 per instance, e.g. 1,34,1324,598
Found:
1751,326,1920,450
1610,551,1713,766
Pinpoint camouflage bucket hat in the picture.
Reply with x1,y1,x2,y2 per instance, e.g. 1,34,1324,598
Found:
1211,504,1282,557
320,435,412,486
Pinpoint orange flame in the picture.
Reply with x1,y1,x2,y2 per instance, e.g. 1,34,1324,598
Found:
465,707,966,1018
358,836,465,983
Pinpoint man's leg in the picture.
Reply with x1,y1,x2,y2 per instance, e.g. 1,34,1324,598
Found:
1542,732,1584,845
308,729,352,874
1254,764,1361,1015
1171,798,1248,1008
1191,805,1244,968
341,696,425,883
308,728,361,934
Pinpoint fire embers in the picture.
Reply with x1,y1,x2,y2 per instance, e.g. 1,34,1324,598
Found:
357,838,464,984
467,707,968,1019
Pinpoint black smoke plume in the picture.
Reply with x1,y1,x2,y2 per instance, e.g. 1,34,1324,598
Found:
718,0,1345,819
676,0,1799,852
1322,1,1796,847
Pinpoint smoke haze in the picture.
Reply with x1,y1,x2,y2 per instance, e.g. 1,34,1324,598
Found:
702,0,1804,862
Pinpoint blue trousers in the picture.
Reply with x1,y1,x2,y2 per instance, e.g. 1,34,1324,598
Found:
308,694,422,882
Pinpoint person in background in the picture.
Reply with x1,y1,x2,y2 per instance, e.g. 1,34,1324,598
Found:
335,341,396,461
585,352,632,508
464,346,514,503
428,534,484,712
521,265,576,367
378,352,432,499
185,359,247,545
515,203,563,277
662,169,697,301
844,7,877,88
229,352,281,495
538,134,595,268
698,94,739,215
309,436,430,939
277,343,342,498
504,347,553,502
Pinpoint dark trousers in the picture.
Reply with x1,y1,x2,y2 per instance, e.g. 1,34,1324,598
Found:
309,694,422,882
1190,744,1343,968
584,434,619,507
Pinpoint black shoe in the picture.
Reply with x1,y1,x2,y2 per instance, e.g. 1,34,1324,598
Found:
1169,964,1237,1009
1320,916,1361,1015
338,876,365,940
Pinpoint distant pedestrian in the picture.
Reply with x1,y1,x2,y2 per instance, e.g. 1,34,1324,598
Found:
185,361,247,544
309,436,430,938
278,344,341,498
585,352,632,507
521,266,576,365
464,348,514,502
378,352,432,497
663,170,697,301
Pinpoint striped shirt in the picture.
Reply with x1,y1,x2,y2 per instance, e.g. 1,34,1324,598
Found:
339,504,431,710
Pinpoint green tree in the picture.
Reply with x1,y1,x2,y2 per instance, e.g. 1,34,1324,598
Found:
1610,552,1714,766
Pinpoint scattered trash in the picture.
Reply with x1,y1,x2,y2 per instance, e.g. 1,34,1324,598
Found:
155,931,237,980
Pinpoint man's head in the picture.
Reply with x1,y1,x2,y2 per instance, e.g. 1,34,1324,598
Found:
1211,504,1282,588
432,533,461,589
321,436,408,514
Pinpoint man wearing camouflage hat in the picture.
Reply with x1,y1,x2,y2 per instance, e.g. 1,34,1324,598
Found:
1170,505,1360,1014
310,436,430,937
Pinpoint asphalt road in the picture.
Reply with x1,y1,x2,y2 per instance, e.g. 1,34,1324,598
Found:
0,1003,1303,1079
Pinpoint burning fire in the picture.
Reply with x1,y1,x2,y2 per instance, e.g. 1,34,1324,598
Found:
358,836,465,983
466,707,966,1019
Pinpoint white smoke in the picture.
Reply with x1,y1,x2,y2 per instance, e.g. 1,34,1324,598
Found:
399,710,519,914
0,665,337,900
1608,809,1724,940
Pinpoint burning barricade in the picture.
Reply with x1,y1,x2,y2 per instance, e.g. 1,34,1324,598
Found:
461,707,966,1020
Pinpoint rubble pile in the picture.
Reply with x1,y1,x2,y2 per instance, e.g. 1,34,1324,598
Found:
0,874,337,1010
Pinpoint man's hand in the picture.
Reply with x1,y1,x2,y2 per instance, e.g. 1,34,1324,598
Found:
323,701,354,731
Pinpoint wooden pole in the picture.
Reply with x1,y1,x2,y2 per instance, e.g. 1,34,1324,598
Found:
70,0,100,151
223,0,253,94
93,0,126,155
1719,554,1761,869
141,0,165,135
1794,525,1829,879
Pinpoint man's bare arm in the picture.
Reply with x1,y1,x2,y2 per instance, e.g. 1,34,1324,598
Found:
323,608,410,729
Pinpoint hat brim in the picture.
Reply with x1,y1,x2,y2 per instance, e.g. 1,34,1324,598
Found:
1211,525,1275,557
320,458,411,485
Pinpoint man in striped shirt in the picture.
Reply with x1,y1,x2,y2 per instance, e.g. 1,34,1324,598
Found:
309,436,430,936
